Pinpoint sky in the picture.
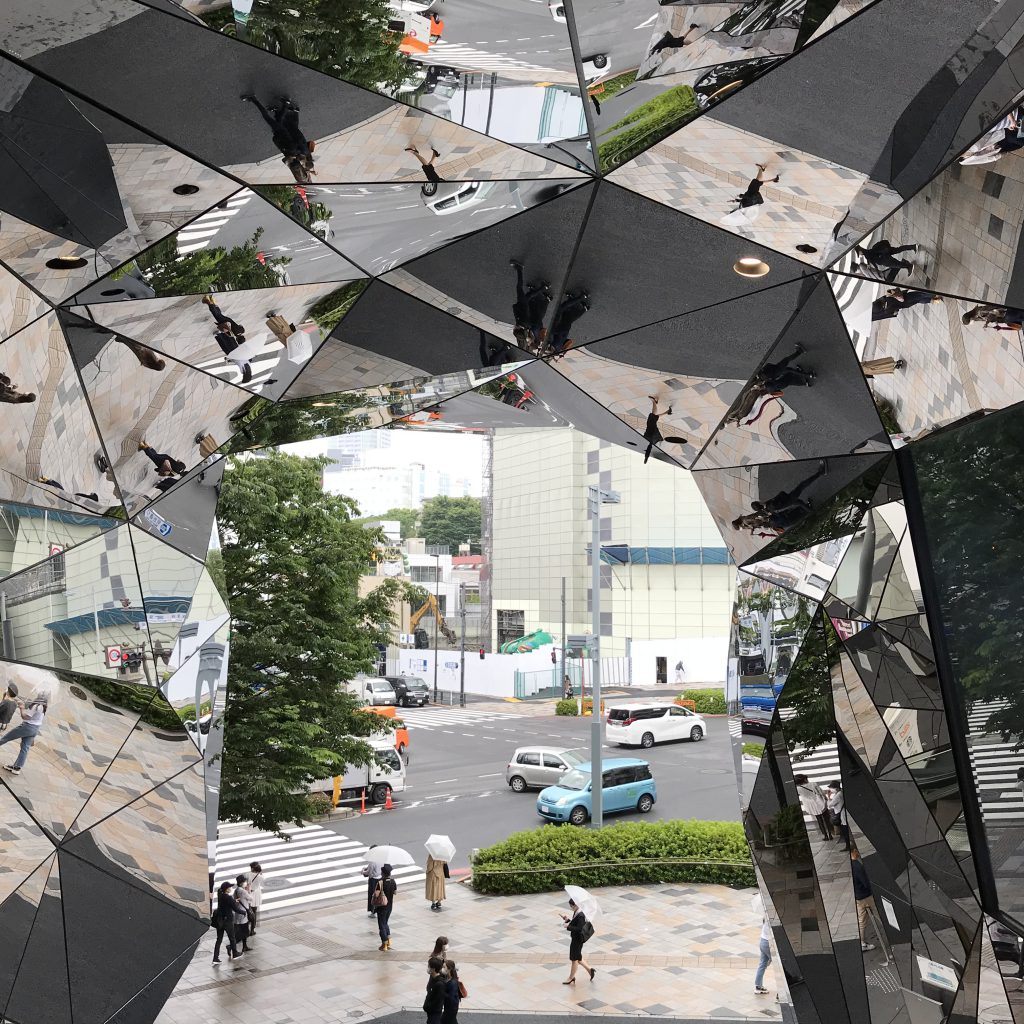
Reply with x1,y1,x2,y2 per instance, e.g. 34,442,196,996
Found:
282,429,487,494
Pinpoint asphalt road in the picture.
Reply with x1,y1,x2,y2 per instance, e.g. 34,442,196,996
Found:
325,701,741,867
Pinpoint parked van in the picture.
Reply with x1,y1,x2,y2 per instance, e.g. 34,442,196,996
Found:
360,705,411,762
606,702,706,748
536,758,656,825
344,675,397,706
307,736,407,805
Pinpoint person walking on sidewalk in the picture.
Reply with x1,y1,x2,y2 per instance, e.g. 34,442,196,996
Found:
364,847,383,918
374,864,398,950
0,691,48,775
248,862,264,934
233,874,253,952
213,880,243,964
794,773,833,840
430,936,449,961
442,960,463,1024
424,956,446,1024
827,779,850,848
561,898,596,984
426,853,446,912
753,893,772,995
851,848,883,953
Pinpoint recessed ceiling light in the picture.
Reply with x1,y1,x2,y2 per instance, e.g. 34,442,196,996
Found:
796,243,818,254
46,256,88,270
173,184,200,195
733,257,770,278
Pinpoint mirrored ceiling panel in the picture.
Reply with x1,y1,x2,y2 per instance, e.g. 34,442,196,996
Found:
0,57,241,306
255,179,585,276
0,267,49,345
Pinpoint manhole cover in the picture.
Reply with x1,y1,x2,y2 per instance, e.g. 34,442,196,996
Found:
699,768,733,775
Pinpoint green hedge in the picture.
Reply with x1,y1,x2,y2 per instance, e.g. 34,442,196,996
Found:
742,742,764,758
679,688,727,714
555,699,579,716
471,820,754,894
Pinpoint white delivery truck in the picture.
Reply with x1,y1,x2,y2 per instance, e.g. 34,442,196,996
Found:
307,735,407,805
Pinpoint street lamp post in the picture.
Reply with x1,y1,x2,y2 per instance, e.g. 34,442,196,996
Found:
588,485,620,829
459,582,467,708
433,552,439,703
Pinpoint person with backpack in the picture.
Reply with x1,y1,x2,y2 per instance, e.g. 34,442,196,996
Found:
373,863,398,951
560,897,596,984
423,956,446,1024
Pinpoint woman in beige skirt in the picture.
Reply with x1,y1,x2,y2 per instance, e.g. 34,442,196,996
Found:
425,855,446,913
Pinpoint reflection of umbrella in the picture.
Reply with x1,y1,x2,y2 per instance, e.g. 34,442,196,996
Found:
721,205,762,228
0,71,127,247
564,884,601,922
424,834,456,862
363,845,415,867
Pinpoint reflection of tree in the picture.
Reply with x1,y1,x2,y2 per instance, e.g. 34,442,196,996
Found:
597,86,697,171
307,281,368,333
776,610,840,758
124,228,290,296
222,0,410,94
420,496,482,552
68,673,183,731
914,412,1024,743
225,393,369,452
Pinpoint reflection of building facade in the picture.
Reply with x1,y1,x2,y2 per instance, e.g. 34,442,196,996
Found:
324,452,473,516
491,429,733,676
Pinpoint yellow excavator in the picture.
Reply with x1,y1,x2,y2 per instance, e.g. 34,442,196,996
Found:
409,593,458,646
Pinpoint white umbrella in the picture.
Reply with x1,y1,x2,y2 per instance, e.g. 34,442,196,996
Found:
424,834,456,862
363,845,415,867
564,884,601,922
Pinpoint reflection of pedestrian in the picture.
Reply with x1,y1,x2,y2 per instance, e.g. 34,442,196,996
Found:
0,692,48,774
265,312,296,347
0,683,18,731
827,780,849,848
442,961,462,1024
116,337,165,371
479,329,514,367
794,773,833,840
871,288,942,321
426,854,446,913
233,875,253,952
643,395,675,464
509,260,551,350
546,292,590,356
855,240,917,281
850,849,884,953
36,476,99,502
0,373,36,404
751,459,828,523
249,862,264,933
753,894,772,995
860,356,905,376
758,346,815,390
374,864,397,951
735,164,779,209
139,441,186,478
241,94,315,183
407,145,445,194
424,957,446,1024
962,304,1024,330
649,23,699,55
364,846,383,917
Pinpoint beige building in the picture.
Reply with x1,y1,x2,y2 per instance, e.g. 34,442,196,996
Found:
490,429,733,682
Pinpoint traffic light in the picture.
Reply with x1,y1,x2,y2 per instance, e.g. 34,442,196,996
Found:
550,650,557,664
479,648,485,660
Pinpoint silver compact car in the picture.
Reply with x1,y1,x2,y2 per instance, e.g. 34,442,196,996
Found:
505,746,585,792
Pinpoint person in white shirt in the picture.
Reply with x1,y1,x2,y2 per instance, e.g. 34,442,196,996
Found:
248,862,264,934
752,893,772,994
794,774,833,840
827,780,849,848
0,692,48,774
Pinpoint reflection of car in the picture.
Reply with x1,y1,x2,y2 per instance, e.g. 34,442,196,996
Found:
184,713,212,753
537,758,657,825
421,180,497,214
581,53,611,81
606,703,706,747
715,0,804,37
548,1,566,21
693,56,783,109
424,64,460,96
506,746,585,792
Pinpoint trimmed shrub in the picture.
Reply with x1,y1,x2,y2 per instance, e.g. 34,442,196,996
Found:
471,819,754,894
555,699,579,716
679,688,727,714
305,792,332,818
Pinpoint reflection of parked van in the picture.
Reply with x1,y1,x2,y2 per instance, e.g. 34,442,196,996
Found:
421,180,497,214
308,736,407,805
184,713,212,753
360,705,411,762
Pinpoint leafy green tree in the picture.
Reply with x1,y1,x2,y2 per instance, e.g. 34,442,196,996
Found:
224,393,369,452
420,495,482,552
205,548,229,603
131,228,290,296
354,507,419,538
229,0,411,94
776,610,841,758
215,452,400,834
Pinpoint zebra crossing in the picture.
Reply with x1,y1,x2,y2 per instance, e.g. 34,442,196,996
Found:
428,40,568,78
176,191,254,255
828,247,879,356
214,822,426,916
392,706,525,731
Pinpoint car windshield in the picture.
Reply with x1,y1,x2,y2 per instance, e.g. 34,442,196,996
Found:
558,768,590,791
560,749,586,766
406,679,428,690
377,749,401,772
371,681,392,691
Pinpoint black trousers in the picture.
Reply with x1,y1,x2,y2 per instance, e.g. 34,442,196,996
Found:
367,876,380,912
213,919,238,959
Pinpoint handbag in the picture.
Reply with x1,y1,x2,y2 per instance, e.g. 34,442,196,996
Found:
371,881,387,909
458,980,468,999
581,920,595,942
442,862,450,879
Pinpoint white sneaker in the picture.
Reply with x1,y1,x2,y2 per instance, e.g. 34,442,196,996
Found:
754,987,769,995
861,943,876,951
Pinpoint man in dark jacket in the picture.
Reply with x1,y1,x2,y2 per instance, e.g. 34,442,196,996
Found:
851,849,876,952
424,956,446,1024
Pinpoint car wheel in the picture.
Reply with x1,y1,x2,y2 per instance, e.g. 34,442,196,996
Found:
569,805,589,826
641,731,655,749
637,793,654,814
690,725,704,742
591,54,608,69
371,784,390,805
509,776,527,793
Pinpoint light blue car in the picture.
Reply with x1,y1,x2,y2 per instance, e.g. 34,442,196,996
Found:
536,758,657,826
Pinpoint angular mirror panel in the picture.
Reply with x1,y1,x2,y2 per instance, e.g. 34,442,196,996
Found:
695,279,889,469
745,536,851,604
0,269,48,345
281,280,530,400
58,846,207,1024
829,504,903,619
0,526,151,680
980,917,1024,1024
103,937,201,1024
842,619,943,711
256,180,587,276
0,855,57,1019
3,854,70,1024
0,783,54,904
831,649,891,774
0,313,123,515
695,452,889,567
0,662,170,840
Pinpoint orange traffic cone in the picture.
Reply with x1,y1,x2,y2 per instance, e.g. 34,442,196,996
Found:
360,789,366,814
384,788,394,811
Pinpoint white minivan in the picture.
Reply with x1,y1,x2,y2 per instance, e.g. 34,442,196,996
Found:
606,703,706,748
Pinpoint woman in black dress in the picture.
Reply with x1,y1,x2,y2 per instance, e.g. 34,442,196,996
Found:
560,898,596,984
375,863,398,951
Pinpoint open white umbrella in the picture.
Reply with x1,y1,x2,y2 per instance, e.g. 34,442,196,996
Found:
363,845,415,867
424,834,456,862
564,884,601,922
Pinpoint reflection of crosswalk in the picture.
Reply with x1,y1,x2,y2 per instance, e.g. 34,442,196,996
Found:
786,699,1023,825
429,40,565,77
214,822,425,916
192,337,285,392
394,706,525,731
828,248,877,356
176,191,254,255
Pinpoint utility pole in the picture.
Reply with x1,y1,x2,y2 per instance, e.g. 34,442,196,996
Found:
458,582,467,708
560,576,567,701
588,486,620,829
433,552,439,703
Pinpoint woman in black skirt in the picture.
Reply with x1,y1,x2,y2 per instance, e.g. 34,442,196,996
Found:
560,898,596,985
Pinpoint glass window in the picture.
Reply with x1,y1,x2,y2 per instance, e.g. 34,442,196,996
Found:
542,754,565,768
603,768,630,787
517,752,540,766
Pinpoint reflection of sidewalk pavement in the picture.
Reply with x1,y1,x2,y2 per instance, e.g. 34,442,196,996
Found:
158,883,783,1022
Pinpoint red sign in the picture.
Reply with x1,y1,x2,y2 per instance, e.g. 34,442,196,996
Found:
105,646,123,668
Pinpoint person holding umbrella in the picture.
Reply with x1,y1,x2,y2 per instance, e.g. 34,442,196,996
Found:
560,887,598,984
424,835,455,913
373,864,397,951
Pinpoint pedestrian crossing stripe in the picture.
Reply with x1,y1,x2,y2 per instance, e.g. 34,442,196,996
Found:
176,193,254,254
390,706,525,730
214,823,426,915
429,40,561,75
